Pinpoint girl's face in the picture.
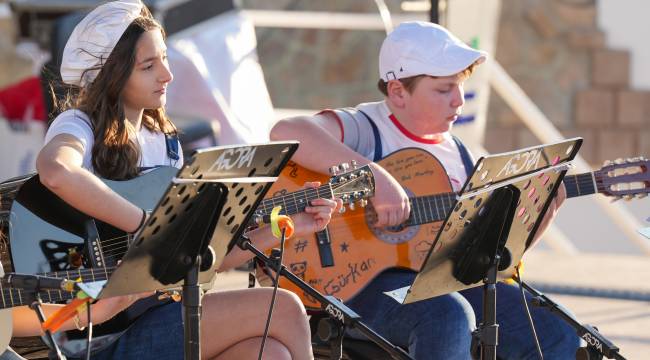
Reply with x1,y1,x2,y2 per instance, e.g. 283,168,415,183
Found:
121,29,173,114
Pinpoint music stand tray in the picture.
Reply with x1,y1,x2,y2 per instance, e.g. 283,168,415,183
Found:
403,138,582,304
85,141,298,298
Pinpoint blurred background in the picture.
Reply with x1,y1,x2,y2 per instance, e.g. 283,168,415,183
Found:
0,0,648,358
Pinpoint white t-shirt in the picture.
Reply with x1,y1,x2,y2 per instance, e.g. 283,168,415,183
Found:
325,100,472,192
44,109,183,173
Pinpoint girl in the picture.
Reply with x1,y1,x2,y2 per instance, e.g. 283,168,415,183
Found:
12,1,338,359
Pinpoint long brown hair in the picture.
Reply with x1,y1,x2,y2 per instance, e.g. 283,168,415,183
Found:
57,7,176,180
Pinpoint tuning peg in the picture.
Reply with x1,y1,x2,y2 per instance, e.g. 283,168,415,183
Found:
350,160,358,169
614,158,625,164
340,163,350,172
360,199,368,207
349,202,355,211
339,206,346,214
603,160,613,166
329,165,339,176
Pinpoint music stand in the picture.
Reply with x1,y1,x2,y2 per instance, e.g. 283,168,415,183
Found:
399,138,582,359
77,141,299,360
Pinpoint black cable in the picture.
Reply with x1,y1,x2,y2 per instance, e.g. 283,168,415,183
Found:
258,227,286,360
85,303,92,360
515,267,544,360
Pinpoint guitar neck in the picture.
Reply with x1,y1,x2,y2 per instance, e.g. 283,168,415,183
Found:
256,184,334,217
405,171,599,225
407,193,457,225
0,267,114,309
563,172,598,198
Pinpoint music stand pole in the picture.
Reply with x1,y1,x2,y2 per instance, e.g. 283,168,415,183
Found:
183,258,202,360
238,237,413,360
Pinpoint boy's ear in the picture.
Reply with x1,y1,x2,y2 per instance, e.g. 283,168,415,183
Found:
386,80,407,108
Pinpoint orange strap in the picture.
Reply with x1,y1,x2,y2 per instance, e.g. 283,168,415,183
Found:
42,296,91,333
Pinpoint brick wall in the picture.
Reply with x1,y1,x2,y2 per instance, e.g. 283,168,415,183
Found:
485,0,649,166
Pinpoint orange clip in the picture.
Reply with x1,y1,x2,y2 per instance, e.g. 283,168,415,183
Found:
276,215,294,239
42,297,91,333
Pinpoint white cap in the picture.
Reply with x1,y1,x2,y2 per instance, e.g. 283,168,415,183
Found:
379,21,487,81
60,0,144,87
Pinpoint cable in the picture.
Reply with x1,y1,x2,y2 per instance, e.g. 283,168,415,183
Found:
85,304,92,360
258,227,287,360
515,266,544,360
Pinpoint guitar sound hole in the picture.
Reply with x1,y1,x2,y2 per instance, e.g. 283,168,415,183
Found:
181,194,190,204
230,223,239,234
184,202,194,212
178,185,187,196
231,183,239,189
248,168,256,177
239,196,248,206
236,188,244,197
152,225,161,235
264,158,273,167
168,214,177,224
255,185,264,195
226,215,235,225
223,207,231,216
165,205,173,215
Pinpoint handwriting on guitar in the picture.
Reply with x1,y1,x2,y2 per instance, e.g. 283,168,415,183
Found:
209,146,257,172
323,258,376,295
496,149,542,178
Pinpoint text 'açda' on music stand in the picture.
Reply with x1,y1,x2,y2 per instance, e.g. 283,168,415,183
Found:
77,141,300,360
395,138,583,360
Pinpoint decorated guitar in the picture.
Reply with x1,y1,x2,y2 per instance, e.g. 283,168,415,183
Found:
6,163,374,356
267,149,650,308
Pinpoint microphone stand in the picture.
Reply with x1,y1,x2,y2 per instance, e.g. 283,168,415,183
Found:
4,277,68,360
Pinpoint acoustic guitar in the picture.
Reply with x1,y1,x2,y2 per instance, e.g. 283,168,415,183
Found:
267,148,650,308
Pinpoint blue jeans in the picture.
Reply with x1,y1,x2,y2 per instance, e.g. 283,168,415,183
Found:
347,270,580,360
90,301,183,360
0,348,25,360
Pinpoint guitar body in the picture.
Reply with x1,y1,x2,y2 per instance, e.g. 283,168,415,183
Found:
9,167,178,275
268,148,452,308
7,167,177,357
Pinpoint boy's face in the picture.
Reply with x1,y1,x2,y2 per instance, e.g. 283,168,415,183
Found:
402,74,466,134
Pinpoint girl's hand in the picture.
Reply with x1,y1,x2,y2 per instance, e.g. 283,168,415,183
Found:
291,181,341,237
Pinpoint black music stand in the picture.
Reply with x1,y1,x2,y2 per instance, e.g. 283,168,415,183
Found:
76,142,299,360
396,139,582,360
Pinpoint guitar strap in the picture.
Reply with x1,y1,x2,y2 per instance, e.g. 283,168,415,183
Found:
451,135,475,178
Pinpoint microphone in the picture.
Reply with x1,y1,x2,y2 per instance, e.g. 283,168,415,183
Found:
3,273,78,292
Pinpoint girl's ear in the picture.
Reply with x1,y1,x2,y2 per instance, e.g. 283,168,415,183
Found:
386,80,407,109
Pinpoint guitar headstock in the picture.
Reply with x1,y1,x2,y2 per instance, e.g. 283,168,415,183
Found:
329,161,375,211
596,157,650,200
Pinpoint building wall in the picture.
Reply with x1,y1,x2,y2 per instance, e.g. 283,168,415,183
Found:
247,0,648,166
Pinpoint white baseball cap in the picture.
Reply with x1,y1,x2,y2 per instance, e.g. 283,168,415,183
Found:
379,21,487,81
60,0,145,87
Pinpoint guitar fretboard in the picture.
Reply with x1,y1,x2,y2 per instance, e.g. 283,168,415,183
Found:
0,267,114,309
257,184,334,217
563,173,597,198
407,193,458,225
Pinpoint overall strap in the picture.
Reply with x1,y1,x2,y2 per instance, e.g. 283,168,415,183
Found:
356,109,383,162
451,135,475,177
